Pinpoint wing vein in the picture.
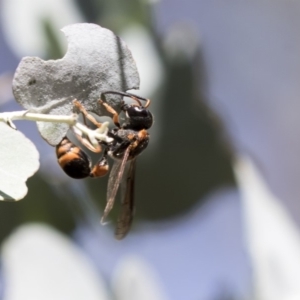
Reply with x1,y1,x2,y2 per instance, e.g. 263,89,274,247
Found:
101,147,130,224
115,159,136,239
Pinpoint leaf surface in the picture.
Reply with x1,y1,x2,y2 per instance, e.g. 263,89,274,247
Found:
0,123,39,201
12,23,140,145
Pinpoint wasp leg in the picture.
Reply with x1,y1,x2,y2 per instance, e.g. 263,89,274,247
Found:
76,135,102,153
90,148,109,178
98,99,120,128
73,99,103,128
73,99,105,153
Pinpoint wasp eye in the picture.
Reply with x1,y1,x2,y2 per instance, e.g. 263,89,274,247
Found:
124,106,153,130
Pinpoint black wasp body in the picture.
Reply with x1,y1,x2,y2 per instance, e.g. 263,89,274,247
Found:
104,91,152,161
56,92,153,239
100,91,153,239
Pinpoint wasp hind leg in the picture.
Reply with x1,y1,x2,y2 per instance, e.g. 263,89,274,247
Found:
73,99,103,128
90,148,109,178
72,99,104,153
98,98,121,128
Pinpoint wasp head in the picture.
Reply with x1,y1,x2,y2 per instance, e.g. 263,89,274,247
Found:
123,104,153,130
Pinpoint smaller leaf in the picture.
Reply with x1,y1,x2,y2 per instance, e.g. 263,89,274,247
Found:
0,123,39,201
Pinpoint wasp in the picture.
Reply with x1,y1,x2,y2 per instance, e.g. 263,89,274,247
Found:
56,91,153,239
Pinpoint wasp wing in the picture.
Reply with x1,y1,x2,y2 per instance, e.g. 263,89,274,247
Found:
101,146,130,224
115,159,136,240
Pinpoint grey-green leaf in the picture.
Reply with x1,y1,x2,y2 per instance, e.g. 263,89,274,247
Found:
0,123,40,201
12,23,140,145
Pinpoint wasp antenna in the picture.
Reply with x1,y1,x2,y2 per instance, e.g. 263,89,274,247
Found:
98,99,121,127
125,92,149,103
101,91,150,108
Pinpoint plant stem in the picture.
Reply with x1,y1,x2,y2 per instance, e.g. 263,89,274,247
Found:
0,110,77,125
0,110,114,144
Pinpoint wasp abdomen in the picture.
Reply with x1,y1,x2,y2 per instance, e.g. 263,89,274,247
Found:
56,137,91,179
